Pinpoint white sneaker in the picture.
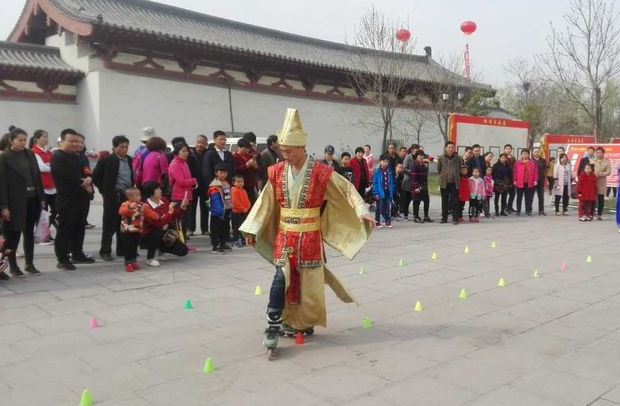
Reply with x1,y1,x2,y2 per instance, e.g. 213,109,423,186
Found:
146,259,160,267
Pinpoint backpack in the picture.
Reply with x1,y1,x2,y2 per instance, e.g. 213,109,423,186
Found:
133,148,150,187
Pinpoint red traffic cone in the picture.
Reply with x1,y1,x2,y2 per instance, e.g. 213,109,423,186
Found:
89,316,99,329
295,331,304,345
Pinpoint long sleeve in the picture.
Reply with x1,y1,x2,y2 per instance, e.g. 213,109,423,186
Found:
34,154,51,173
322,171,371,259
91,157,105,190
209,189,224,217
371,170,379,197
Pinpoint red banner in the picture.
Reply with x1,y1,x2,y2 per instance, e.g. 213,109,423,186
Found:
566,144,620,187
464,43,471,80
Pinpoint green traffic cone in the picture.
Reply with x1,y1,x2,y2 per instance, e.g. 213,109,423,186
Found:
79,389,93,406
184,299,193,309
203,357,214,373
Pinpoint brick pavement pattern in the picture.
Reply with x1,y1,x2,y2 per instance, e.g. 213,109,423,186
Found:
1,197,620,405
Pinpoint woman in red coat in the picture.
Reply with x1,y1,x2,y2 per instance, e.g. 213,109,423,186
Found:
31,129,57,230
577,164,597,221
350,147,371,198
141,181,189,266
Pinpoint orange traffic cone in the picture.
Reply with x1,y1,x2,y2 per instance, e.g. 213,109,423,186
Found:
295,331,304,345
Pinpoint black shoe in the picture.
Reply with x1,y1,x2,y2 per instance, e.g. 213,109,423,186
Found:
423,217,434,223
516,212,521,216
85,223,96,229
500,211,508,216
413,217,424,223
57,262,76,271
10,268,25,278
526,212,532,217
453,220,459,225
73,254,95,264
100,253,114,262
0,272,9,281
220,244,232,251
440,218,448,224
25,264,41,276
539,212,547,216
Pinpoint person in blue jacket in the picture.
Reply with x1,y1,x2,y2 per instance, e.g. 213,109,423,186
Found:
372,154,396,228
208,163,232,253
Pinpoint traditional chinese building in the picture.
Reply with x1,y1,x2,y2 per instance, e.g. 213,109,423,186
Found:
1,0,491,154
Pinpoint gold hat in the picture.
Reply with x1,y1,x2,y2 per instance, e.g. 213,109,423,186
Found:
277,108,307,147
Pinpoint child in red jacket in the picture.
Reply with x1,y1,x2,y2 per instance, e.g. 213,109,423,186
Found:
457,165,470,224
577,164,597,221
119,187,159,271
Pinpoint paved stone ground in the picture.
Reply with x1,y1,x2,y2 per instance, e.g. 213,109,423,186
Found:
2,195,620,405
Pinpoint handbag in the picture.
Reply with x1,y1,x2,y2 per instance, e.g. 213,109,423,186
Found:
162,228,179,248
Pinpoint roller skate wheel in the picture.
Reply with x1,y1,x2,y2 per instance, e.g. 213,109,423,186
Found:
267,348,276,361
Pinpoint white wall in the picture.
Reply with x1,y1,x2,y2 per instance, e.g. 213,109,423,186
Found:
92,69,445,156
0,98,79,141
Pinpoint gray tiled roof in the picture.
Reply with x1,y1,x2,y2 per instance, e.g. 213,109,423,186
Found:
31,0,488,88
0,41,83,80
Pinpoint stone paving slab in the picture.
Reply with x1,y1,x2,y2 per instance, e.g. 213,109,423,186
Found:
2,196,620,405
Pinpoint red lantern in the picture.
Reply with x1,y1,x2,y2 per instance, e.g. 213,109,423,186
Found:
396,28,411,42
460,21,477,35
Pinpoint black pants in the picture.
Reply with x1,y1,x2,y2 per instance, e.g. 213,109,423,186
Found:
267,266,285,316
494,191,507,214
231,212,247,241
456,201,466,219
535,182,546,213
55,198,89,263
507,185,516,210
400,191,412,217
3,197,40,269
440,183,458,221
143,229,188,259
547,177,555,194
100,192,125,256
210,209,231,247
555,185,570,213
516,185,535,214
597,194,605,216
469,199,481,217
244,185,257,206
123,232,140,264
45,193,57,227
606,187,617,197
413,191,429,218
189,191,209,233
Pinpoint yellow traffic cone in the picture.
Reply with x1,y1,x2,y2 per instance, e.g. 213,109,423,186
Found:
359,266,366,275
414,301,423,312
254,286,262,296
459,288,468,299
586,255,592,263
464,246,470,254
533,270,540,278
490,241,497,248
431,252,438,260
398,258,404,267
498,278,506,287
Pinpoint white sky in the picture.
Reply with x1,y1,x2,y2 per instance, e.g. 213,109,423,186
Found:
0,0,569,87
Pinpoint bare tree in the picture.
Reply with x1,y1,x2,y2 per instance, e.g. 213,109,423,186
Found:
537,0,620,141
423,52,484,143
348,7,415,151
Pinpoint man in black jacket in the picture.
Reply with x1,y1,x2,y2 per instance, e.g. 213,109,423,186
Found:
92,135,133,261
202,130,233,186
51,129,95,270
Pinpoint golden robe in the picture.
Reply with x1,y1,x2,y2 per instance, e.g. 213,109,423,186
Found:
239,156,371,329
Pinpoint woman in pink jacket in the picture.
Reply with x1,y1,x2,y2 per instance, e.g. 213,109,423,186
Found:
168,143,198,237
139,136,169,186
513,148,537,216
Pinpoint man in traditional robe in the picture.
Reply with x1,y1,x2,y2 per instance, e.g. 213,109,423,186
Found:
240,108,375,354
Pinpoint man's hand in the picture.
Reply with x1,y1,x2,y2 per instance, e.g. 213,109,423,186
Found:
1,209,10,222
246,234,256,247
360,214,376,229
